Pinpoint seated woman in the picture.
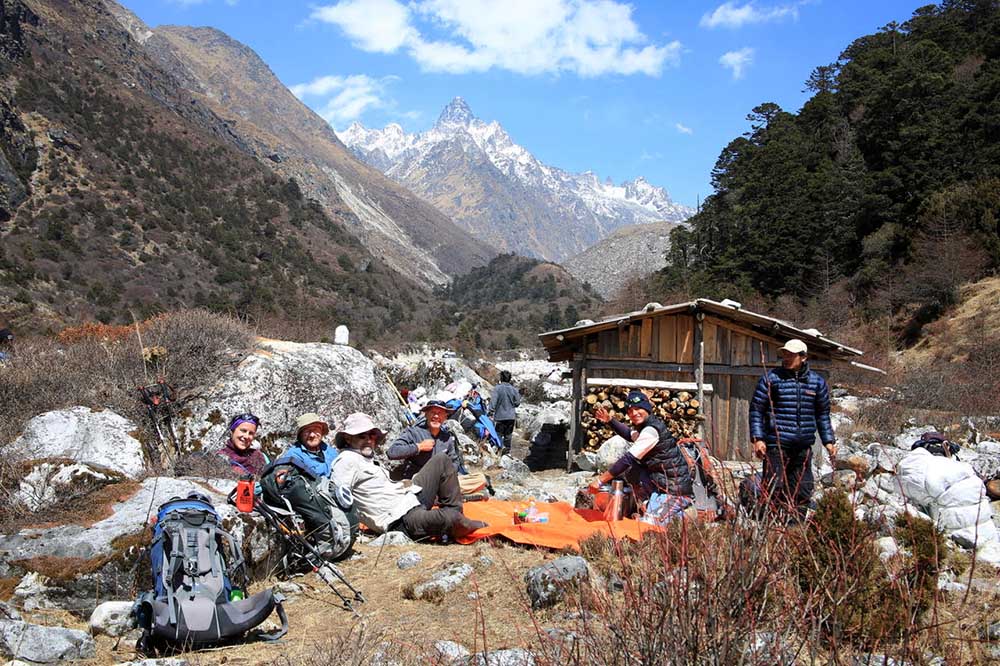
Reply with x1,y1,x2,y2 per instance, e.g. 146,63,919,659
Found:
216,413,269,477
275,413,338,477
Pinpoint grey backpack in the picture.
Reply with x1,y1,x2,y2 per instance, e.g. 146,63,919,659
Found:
132,492,287,653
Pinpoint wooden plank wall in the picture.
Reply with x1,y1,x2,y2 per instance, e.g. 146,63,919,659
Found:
585,312,836,460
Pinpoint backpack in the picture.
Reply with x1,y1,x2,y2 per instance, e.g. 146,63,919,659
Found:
132,492,287,653
677,438,731,521
258,460,359,560
911,431,960,459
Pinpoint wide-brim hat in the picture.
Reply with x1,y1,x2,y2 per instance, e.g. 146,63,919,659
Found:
778,339,808,355
295,413,330,437
334,412,386,448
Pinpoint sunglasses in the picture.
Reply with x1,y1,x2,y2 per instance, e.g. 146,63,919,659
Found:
627,395,645,405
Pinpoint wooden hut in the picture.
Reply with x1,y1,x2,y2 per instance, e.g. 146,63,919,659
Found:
538,298,879,462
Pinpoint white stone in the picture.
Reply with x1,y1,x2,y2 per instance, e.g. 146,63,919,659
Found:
893,425,938,450
877,537,899,562
16,462,116,512
0,621,95,662
181,339,407,453
595,436,629,472
435,640,470,662
334,325,350,345
13,573,59,612
10,407,145,478
412,563,473,599
89,600,134,637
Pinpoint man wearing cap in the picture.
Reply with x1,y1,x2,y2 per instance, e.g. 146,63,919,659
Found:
588,390,693,517
749,338,836,519
331,412,486,541
274,413,338,478
386,400,467,480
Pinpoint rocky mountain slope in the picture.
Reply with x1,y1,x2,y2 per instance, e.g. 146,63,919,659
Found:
340,98,694,262
0,0,453,341
110,17,493,287
563,220,681,299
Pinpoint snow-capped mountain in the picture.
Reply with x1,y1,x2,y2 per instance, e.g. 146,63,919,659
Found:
338,97,694,262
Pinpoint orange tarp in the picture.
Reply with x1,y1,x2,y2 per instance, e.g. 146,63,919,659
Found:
458,500,657,550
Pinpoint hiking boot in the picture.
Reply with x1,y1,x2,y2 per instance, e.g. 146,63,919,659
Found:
451,514,487,538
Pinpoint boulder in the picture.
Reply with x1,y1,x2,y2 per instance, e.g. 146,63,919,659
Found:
893,425,938,450
89,600,134,637
866,444,908,473
594,436,629,472
396,551,422,570
498,456,530,484
573,451,598,472
368,531,413,547
834,454,873,479
822,470,859,491
0,620,95,662
468,648,536,666
10,407,145,478
13,572,61,611
15,461,121,512
0,601,22,622
525,555,590,609
517,403,571,441
434,640,470,663
409,562,473,601
181,339,407,456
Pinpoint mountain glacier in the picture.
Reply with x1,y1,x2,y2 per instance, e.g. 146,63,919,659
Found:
339,97,693,262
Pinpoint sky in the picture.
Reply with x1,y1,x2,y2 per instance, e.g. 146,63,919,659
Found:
120,0,924,208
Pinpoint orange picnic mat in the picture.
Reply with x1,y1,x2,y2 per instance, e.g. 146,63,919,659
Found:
457,500,656,550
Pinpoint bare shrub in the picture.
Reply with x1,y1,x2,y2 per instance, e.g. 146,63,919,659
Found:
518,378,548,404
0,310,252,527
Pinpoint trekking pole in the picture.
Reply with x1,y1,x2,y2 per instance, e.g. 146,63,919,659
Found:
248,498,365,611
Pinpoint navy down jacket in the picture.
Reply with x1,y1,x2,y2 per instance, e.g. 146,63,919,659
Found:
749,364,834,449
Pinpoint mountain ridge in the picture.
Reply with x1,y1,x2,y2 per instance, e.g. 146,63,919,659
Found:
128,21,495,286
339,97,693,262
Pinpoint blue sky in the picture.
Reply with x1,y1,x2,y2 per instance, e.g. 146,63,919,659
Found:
121,0,923,208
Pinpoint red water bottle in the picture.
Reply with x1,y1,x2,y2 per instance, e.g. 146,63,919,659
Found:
235,476,255,513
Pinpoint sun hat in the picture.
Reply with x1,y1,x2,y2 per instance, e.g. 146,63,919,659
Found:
295,413,330,438
420,399,451,414
334,412,385,448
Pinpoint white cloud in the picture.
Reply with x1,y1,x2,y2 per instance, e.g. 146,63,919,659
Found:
700,2,798,29
719,47,754,79
290,74,394,127
311,0,681,77
675,122,693,135
640,150,663,161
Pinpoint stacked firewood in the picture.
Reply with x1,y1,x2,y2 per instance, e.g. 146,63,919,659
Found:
580,385,703,450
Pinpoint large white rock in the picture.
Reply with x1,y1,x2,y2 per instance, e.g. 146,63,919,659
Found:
893,425,938,450
10,407,145,478
0,620,95,662
181,339,408,452
595,436,629,472
517,402,571,441
89,600,135,637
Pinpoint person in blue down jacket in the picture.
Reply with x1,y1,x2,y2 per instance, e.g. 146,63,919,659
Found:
275,413,339,478
749,338,837,519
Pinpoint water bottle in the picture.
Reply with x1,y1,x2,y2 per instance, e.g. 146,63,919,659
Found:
604,480,625,522
229,588,245,601
526,499,538,522
235,476,255,513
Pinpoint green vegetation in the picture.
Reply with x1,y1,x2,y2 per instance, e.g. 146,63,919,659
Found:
656,1,1000,345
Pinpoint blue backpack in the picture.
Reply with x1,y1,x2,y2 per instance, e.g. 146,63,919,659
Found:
132,492,287,653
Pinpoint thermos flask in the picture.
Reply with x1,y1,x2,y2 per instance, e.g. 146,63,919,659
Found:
604,479,625,521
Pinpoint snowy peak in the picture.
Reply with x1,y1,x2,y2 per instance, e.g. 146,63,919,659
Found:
339,98,694,261
436,96,476,128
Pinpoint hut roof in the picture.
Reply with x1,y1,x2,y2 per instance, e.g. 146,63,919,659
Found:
539,298,868,364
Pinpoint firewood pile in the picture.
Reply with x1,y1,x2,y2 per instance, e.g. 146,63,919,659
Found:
581,385,703,450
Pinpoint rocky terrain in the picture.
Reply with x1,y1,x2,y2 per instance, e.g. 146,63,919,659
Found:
562,220,681,299
6,328,1000,662
339,98,694,262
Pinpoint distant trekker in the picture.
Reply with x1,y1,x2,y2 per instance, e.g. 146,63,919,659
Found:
749,339,837,520
0,327,13,362
490,370,521,453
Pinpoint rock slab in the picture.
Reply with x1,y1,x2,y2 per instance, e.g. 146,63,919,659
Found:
524,555,589,609
0,620,96,662
411,563,473,600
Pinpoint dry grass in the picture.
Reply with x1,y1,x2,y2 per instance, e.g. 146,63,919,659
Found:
0,310,252,528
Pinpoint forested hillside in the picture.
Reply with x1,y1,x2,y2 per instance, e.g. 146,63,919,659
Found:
654,0,999,346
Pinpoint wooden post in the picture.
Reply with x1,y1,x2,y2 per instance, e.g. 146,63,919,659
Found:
567,359,582,472
694,311,705,440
